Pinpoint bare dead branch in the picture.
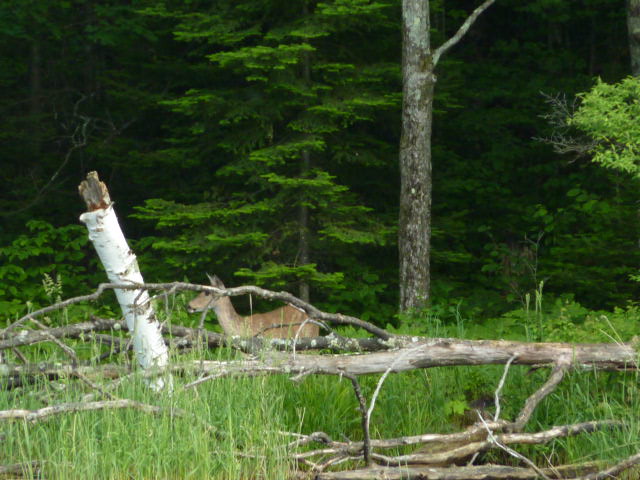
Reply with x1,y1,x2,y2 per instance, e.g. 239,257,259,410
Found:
11,347,28,363
0,399,178,423
73,370,118,400
314,462,603,479
0,316,121,349
28,317,79,365
479,413,552,480
5,335,636,390
177,281,391,339
372,440,490,467
494,354,517,421
0,461,41,477
81,371,139,403
576,451,640,479
534,92,599,158
289,421,620,468
0,94,93,218
502,420,621,445
432,0,496,66
514,358,570,431
180,337,638,381
341,372,371,467
1,281,391,340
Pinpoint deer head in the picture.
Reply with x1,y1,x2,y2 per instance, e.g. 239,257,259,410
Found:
186,273,225,313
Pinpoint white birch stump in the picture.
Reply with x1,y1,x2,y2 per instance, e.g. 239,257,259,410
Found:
78,172,169,389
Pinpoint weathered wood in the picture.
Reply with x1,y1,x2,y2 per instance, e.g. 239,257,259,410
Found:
372,421,620,467
0,317,120,350
186,338,637,380
313,463,602,480
2,280,391,341
0,399,175,423
3,337,637,388
78,170,111,211
0,315,396,355
7,336,633,384
78,172,169,388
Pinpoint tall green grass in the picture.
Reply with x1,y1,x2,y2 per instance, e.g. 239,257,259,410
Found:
1,305,639,479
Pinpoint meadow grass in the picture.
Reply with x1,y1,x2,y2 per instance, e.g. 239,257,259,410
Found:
1,313,640,479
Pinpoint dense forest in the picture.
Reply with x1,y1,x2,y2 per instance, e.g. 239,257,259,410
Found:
1,0,637,326
4,3,640,479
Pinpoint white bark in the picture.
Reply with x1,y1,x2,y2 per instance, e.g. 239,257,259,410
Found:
78,173,168,388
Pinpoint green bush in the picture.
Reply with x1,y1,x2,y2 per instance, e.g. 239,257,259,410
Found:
0,220,102,320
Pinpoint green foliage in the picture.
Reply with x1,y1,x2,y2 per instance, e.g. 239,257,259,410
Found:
134,0,399,317
1,2,640,474
571,77,640,176
443,397,468,417
0,220,102,318
464,295,640,344
3,317,640,477
0,0,636,320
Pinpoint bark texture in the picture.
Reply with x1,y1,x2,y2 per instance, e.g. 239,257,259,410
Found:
78,172,169,388
628,0,640,76
398,0,494,312
399,0,434,312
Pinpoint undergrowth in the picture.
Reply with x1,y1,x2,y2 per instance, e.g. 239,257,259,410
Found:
1,292,640,479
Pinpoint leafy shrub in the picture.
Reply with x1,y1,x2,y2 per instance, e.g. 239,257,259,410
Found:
0,220,103,319
464,295,640,343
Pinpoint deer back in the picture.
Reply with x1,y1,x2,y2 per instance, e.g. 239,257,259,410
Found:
244,305,318,338
187,276,318,338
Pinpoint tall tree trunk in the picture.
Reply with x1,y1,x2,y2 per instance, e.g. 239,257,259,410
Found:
399,0,434,312
78,172,170,390
298,1,312,303
628,0,640,76
29,40,42,156
398,0,495,313
298,149,311,303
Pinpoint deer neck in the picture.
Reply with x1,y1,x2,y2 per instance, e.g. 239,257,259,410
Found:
212,296,248,336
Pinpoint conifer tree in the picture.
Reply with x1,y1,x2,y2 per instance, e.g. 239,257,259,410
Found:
136,0,399,307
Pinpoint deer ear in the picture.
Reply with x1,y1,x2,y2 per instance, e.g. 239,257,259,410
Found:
206,273,224,288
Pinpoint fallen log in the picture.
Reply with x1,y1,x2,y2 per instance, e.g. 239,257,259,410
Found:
183,337,638,389
0,316,395,356
2,336,637,387
311,463,603,480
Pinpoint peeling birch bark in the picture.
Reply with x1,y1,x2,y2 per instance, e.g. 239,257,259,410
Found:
78,172,169,388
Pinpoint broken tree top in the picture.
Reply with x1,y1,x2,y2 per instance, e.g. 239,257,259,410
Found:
79,171,111,211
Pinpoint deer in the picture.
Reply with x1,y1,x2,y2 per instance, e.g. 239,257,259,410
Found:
187,274,319,338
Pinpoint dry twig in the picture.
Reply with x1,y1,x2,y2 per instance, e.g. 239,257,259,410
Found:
0,399,180,423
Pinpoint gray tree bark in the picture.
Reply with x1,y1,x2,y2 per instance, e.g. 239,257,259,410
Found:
398,1,495,312
297,1,312,303
628,0,640,76
29,40,42,156
298,149,311,303
399,0,434,313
